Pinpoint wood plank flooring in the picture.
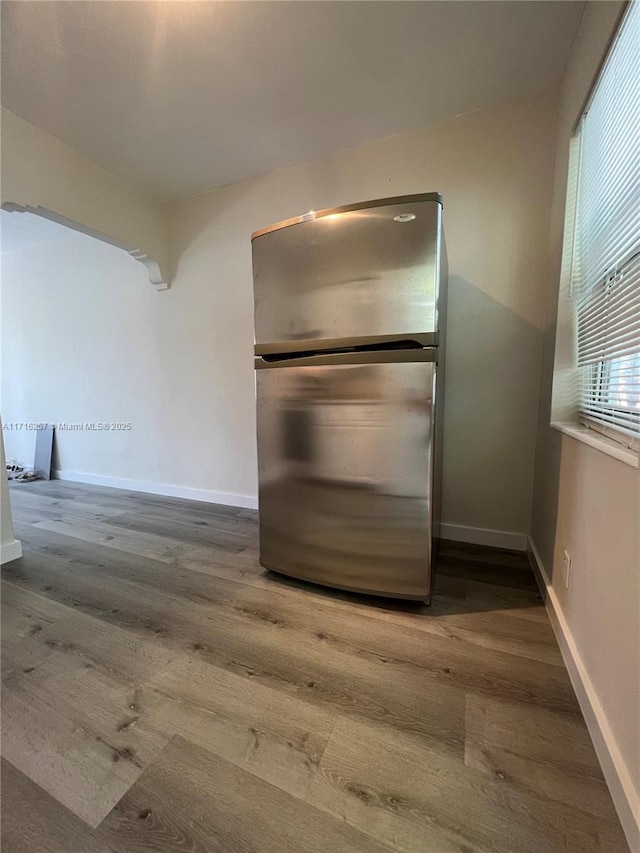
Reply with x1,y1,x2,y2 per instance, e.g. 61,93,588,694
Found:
1,480,630,852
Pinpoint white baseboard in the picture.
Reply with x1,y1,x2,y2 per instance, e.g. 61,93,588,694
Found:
528,537,640,853
0,538,23,565
52,469,259,510
438,522,528,551
49,470,529,554
48,477,524,550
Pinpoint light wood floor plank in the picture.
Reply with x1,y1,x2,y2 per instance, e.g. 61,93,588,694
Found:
1,480,630,852
464,693,619,819
144,653,337,797
34,514,256,575
307,716,629,853
1,582,69,651
99,734,393,853
1,599,176,827
2,673,144,827
12,519,576,717
21,509,561,669
1,759,111,853
7,487,129,519
2,551,468,752
109,506,258,551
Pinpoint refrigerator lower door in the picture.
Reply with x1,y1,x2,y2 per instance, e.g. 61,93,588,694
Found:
256,350,437,600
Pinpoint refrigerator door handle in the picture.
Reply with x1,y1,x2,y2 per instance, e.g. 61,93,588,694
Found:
255,332,439,357
255,348,438,369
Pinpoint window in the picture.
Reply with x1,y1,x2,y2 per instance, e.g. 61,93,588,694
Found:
562,1,640,450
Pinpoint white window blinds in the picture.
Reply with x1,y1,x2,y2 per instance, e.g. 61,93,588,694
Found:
571,1,640,444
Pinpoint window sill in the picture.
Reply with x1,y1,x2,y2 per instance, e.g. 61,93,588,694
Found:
551,422,640,468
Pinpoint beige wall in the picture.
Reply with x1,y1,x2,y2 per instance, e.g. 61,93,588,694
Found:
1,91,558,535
1,107,170,286
1,228,222,501
171,90,558,537
531,3,639,848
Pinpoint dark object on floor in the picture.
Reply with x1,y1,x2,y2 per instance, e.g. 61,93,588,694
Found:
6,464,38,482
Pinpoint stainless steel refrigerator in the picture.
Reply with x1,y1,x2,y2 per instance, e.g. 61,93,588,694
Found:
252,193,447,603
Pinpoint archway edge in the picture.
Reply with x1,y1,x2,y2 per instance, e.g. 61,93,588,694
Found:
2,203,169,291
1,107,170,290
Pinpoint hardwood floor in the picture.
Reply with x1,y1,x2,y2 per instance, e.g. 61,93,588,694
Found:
1,480,630,852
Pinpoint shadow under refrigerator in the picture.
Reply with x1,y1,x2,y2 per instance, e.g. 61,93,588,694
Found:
252,193,447,603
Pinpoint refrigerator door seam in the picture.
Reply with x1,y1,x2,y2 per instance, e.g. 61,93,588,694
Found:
255,332,439,357
255,349,438,369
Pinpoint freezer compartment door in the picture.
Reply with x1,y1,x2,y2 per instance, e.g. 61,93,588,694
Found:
253,197,442,354
256,353,436,599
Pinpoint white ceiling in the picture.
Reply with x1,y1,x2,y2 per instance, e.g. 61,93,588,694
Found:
1,1,583,203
